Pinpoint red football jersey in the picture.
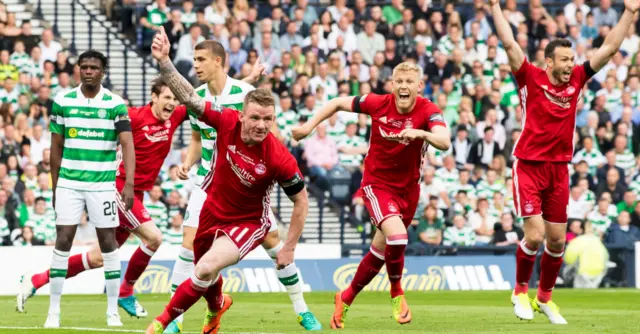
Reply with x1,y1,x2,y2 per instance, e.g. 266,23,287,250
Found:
513,59,593,162
354,94,446,191
116,103,188,191
199,102,303,223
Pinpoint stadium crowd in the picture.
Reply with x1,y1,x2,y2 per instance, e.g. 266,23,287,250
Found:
1,0,640,258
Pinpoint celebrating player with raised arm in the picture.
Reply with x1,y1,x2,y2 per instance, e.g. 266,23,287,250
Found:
292,62,450,328
165,34,320,332
38,50,136,328
489,0,640,324
145,29,310,334
17,78,190,320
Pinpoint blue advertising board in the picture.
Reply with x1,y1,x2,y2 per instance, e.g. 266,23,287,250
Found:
123,256,516,294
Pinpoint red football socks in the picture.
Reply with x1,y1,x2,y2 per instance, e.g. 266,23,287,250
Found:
514,239,538,295
156,277,208,328
32,252,90,290
341,246,385,306
384,235,408,299
119,244,156,298
537,245,564,303
202,276,224,311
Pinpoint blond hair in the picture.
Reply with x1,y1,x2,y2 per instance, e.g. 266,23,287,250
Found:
392,62,424,81
243,89,275,109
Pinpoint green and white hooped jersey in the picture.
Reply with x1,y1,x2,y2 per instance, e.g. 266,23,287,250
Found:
189,76,255,185
50,86,128,191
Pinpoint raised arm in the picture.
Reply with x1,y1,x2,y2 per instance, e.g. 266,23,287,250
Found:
291,96,355,141
151,27,206,116
590,0,639,72
488,0,525,72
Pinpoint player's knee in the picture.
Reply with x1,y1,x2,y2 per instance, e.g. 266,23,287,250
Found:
145,230,163,250
194,262,219,281
545,235,566,251
525,233,544,249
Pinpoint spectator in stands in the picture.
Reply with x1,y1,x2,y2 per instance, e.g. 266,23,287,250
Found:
0,188,18,244
327,0,348,22
617,191,637,214
598,150,626,187
593,0,618,27
174,25,204,80
37,29,62,65
327,17,357,54
605,211,640,249
467,127,502,170
568,185,590,220
257,31,280,73
598,167,627,204
566,219,584,243
54,51,73,76
290,7,310,39
227,36,247,75
13,225,42,246
564,221,609,288
290,0,318,26
468,197,497,246
309,63,337,102
492,212,523,246
16,22,39,55
412,205,444,246
280,21,304,53
303,123,339,191
3,12,20,38
336,122,368,172
164,10,185,60
179,0,197,28
443,215,476,247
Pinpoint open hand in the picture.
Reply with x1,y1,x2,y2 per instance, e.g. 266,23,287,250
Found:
151,26,171,61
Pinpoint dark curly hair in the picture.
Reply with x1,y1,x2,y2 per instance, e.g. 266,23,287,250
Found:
77,50,108,71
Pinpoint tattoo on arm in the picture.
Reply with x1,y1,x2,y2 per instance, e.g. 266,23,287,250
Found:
158,58,206,116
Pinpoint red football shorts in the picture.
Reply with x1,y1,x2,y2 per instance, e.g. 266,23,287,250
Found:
193,203,270,263
362,184,420,229
115,178,153,246
512,159,569,223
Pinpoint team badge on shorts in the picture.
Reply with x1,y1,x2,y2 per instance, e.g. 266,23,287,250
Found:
255,163,266,175
524,200,534,214
388,202,398,213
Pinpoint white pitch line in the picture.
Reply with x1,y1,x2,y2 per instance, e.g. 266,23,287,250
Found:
0,326,284,334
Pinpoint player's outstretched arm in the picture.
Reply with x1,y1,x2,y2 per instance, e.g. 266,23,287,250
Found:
50,133,64,207
590,0,639,72
488,0,524,72
276,187,309,268
151,27,206,116
242,57,266,84
291,96,355,141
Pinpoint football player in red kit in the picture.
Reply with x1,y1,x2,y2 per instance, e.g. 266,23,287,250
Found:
292,62,451,328
145,29,309,334
490,0,640,324
18,78,189,318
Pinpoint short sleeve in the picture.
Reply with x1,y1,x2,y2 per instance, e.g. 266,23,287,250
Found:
351,94,385,116
189,112,201,131
198,103,237,131
113,104,131,133
425,103,447,131
576,62,595,86
513,58,533,88
49,101,64,134
275,145,305,197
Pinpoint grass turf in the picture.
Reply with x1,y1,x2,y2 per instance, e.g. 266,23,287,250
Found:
1,290,639,333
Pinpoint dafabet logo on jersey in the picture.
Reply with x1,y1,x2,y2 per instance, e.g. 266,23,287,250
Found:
68,128,105,138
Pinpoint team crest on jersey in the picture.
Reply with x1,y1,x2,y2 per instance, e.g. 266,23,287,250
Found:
255,163,266,175
567,86,576,95
404,119,413,129
98,109,107,119
165,120,171,128
142,210,151,219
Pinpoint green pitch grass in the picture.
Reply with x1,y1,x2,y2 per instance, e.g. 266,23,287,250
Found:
1,290,639,333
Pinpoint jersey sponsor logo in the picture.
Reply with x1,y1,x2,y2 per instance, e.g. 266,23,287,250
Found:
144,128,170,142
379,128,410,145
541,85,576,109
255,163,266,175
202,129,216,139
389,119,404,128
98,109,107,119
227,152,257,187
68,128,105,139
